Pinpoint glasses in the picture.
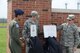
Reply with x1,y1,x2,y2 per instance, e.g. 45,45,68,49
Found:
69,20,72,21
68,19,74,21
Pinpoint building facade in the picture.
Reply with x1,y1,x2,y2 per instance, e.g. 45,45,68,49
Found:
7,0,80,53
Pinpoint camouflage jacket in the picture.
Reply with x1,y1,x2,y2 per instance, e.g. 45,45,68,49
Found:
22,18,39,40
58,23,79,47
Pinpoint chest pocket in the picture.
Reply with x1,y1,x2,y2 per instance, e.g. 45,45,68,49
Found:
69,26,75,34
63,25,74,34
63,25,68,32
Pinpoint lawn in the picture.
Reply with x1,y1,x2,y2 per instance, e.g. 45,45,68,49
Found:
0,28,7,53
0,23,7,26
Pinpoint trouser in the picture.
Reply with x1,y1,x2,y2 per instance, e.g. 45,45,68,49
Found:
26,45,29,53
62,46,74,53
26,36,43,53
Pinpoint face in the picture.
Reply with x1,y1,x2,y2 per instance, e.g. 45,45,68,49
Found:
16,15,24,21
18,15,24,18
32,16,37,21
68,19,74,24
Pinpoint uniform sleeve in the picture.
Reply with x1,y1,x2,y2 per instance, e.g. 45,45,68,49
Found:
74,26,80,47
22,21,29,39
57,24,63,31
11,23,21,46
22,21,30,43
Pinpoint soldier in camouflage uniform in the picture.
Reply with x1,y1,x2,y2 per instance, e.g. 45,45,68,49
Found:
58,14,80,53
22,11,40,53
9,9,24,53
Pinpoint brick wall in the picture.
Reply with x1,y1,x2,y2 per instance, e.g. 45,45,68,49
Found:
51,12,80,26
8,0,51,31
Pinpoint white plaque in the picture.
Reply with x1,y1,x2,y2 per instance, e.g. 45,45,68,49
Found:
43,25,57,38
30,25,37,37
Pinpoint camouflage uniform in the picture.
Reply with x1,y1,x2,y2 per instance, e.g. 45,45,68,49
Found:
22,11,39,53
58,14,80,53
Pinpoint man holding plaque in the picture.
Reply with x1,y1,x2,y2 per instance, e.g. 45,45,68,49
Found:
22,11,43,53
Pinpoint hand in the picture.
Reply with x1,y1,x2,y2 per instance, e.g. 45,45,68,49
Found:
20,37,24,40
20,37,24,44
26,38,29,42
73,47,77,51
21,43,25,47
20,37,25,42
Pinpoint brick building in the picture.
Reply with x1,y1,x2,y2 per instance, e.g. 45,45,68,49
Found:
7,0,80,53
8,0,52,31
51,8,80,26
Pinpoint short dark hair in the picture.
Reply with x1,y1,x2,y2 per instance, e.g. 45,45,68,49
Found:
14,9,24,17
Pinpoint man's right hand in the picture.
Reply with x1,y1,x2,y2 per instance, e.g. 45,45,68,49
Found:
21,43,25,47
26,38,29,43
73,47,77,51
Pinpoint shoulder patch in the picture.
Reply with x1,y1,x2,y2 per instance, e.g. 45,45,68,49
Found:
16,24,19,28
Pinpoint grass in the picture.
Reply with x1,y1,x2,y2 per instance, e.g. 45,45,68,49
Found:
0,23,7,26
0,28,7,53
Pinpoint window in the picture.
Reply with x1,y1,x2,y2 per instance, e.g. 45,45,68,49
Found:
23,0,29,1
42,9,48,11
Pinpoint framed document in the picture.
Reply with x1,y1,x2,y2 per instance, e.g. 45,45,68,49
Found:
30,25,37,37
43,25,57,38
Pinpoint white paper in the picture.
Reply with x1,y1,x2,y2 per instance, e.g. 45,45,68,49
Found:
30,25,37,37
43,25,57,38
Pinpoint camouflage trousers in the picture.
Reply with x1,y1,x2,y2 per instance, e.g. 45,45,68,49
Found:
62,46,74,53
